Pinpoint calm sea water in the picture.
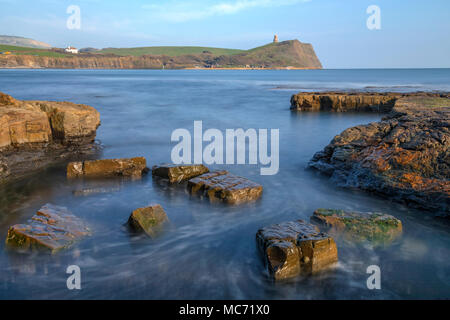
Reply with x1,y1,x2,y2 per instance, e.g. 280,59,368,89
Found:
0,69,449,299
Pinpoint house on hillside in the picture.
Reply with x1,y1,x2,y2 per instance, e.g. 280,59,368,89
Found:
64,46,78,54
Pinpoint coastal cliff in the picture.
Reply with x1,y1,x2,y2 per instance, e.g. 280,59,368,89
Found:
0,40,322,69
0,92,100,183
291,92,450,215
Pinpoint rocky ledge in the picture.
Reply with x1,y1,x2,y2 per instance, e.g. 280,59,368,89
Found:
294,92,449,215
0,92,101,183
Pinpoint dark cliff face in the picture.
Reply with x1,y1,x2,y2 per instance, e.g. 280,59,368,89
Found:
0,40,323,69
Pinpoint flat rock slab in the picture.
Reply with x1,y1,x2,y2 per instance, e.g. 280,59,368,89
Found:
5,203,90,254
311,209,402,245
67,157,148,178
128,204,169,238
256,220,338,280
152,164,209,183
187,170,263,204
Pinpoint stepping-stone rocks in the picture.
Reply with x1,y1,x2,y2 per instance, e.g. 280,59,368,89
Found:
5,203,90,254
256,220,338,280
152,164,209,183
311,208,403,245
128,204,169,238
67,157,148,178
187,170,263,204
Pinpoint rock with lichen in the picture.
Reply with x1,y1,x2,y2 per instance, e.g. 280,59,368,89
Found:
188,170,263,204
311,208,402,245
128,204,169,238
67,157,148,178
302,92,450,215
152,164,209,183
5,203,90,254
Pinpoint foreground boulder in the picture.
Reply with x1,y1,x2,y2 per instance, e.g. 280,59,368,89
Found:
67,157,148,178
256,220,338,280
128,204,169,238
305,93,450,215
311,209,402,245
0,92,100,183
188,170,263,204
5,203,90,254
152,164,209,183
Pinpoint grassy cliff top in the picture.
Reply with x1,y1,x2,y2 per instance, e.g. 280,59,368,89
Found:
96,46,244,57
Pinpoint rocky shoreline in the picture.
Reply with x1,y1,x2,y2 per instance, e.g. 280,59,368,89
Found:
0,92,101,183
291,91,450,215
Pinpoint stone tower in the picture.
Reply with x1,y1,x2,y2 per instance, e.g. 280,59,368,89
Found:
273,34,279,43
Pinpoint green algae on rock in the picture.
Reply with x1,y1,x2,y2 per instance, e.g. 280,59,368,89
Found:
152,164,209,183
5,203,90,254
311,208,402,245
128,204,169,238
256,220,338,281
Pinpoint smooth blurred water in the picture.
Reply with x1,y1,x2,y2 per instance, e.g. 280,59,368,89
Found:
0,69,449,299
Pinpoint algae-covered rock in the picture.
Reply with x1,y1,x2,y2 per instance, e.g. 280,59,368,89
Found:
128,204,169,238
5,203,90,254
256,220,338,280
152,164,209,183
188,170,263,205
67,157,148,178
311,208,402,245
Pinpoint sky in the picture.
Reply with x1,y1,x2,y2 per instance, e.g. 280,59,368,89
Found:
0,0,449,68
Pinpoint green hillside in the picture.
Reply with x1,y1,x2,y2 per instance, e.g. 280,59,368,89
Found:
0,44,68,57
96,46,244,57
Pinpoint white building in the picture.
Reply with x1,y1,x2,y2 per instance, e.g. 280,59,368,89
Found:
65,46,78,54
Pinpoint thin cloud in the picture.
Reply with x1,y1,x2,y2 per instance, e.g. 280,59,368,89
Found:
143,0,310,22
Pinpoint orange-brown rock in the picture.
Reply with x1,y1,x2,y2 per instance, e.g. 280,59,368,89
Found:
256,220,338,280
67,157,148,178
5,203,90,254
307,93,450,214
128,204,169,238
0,92,101,183
152,164,209,183
187,170,263,204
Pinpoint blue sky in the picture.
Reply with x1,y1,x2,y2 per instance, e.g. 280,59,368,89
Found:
0,0,449,68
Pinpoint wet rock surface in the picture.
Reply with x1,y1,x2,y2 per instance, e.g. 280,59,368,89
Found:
128,204,169,238
304,93,450,215
5,203,90,254
187,170,263,204
311,208,402,245
0,92,101,183
152,164,209,183
67,157,148,178
256,220,338,280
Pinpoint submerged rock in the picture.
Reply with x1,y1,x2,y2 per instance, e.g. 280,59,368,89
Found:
5,203,90,254
0,91,101,183
67,157,148,178
303,93,450,215
311,209,402,245
256,220,338,280
152,164,209,183
187,170,263,204
128,204,169,238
